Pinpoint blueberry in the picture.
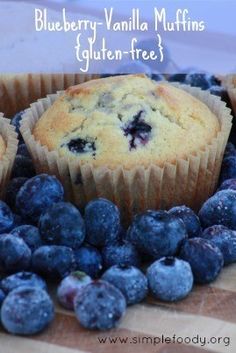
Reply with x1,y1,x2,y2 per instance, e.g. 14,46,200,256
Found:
57,271,92,310
15,174,64,223
179,238,224,284
220,157,236,183
209,86,228,103
0,201,14,233
0,234,31,272
85,198,120,247
102,265,148,305
66,138,96,155
185,73,211,90
218,179,236,192
201,225,236,265
224,142,236,159
11,111,24,141
11,214,26,229
11,225,42,252
168,74,187,83
17,144,31,158
151,73,165,81
1,286,54,335
147,257,193,301
0,289,5,307
5,177,28,210
32,245,75,279
74,280,126,330
74,245,103,278
168,206,202,238
116,60,152,76
11,155,36,179
39,202,85,249
1,272,46,294
199,190,236,230
123,110,152,150
102,240,140,268
127,210,187,259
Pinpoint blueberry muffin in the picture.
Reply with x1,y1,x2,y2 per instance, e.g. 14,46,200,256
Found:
33,75,219,169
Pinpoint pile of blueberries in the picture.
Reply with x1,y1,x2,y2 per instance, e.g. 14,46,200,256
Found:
0,70,235,335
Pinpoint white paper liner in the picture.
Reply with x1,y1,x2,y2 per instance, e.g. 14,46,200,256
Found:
0,74,99,118
20,84,232,225
221,75,236,116
0,114,18,198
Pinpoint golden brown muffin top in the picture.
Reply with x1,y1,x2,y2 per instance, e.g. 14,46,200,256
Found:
33,75,219,169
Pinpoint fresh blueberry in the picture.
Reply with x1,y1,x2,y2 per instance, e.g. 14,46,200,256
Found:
57,271,92,310
11,155,36,179
15,174,64,223
199,190,236,230
151,72,165,81
102,240,140,269
74,280,126,330
220,156,236,183
1,286,54,335
168,206,202,238
123,110,152,150
74,245,103,278
85,198,120,247
5,177,28,210
218,179,236,192
0,201,14,233
11,225,42,252
201,225,236,265
10,214,26,229
39,202,85,249
116,60,152,76
224,142,236,159
1,272,47,294
168,73,187,83
127,210,187,259
0,289,5,307
11,111,24,141
32,245,75,279
0,234,31,272
102,265,148,305
185,73,211,90
179,238,224,284
17,144,31,158
147,257,193,301
134,39,170,72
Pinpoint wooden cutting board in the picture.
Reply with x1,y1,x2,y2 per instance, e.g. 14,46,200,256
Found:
0,263,236,353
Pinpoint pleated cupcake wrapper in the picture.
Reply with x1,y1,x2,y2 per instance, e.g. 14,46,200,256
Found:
221,75,236,116
0,114,18,198
0,73,99,118
20,84,232,225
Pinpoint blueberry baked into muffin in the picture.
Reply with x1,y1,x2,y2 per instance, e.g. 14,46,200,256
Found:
33,75,219,169
21,75,232,221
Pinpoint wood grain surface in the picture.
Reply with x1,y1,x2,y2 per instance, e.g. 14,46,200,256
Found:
0,263,236,353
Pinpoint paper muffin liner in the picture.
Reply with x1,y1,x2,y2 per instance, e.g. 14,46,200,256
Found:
20,84,232,225
0,73,99,118
0,114,18,199
221,75,236,115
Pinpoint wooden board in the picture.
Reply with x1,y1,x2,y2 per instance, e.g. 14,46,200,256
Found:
0,263,236,353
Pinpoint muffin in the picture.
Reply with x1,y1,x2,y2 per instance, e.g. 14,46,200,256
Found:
33,75,219,169
0,114,18,197
21,75,232,223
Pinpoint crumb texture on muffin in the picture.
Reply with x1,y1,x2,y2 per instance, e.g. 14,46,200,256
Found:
33,75,220,169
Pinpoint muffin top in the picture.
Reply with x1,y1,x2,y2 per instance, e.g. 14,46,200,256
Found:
33,75,219,169
0,135,6,159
